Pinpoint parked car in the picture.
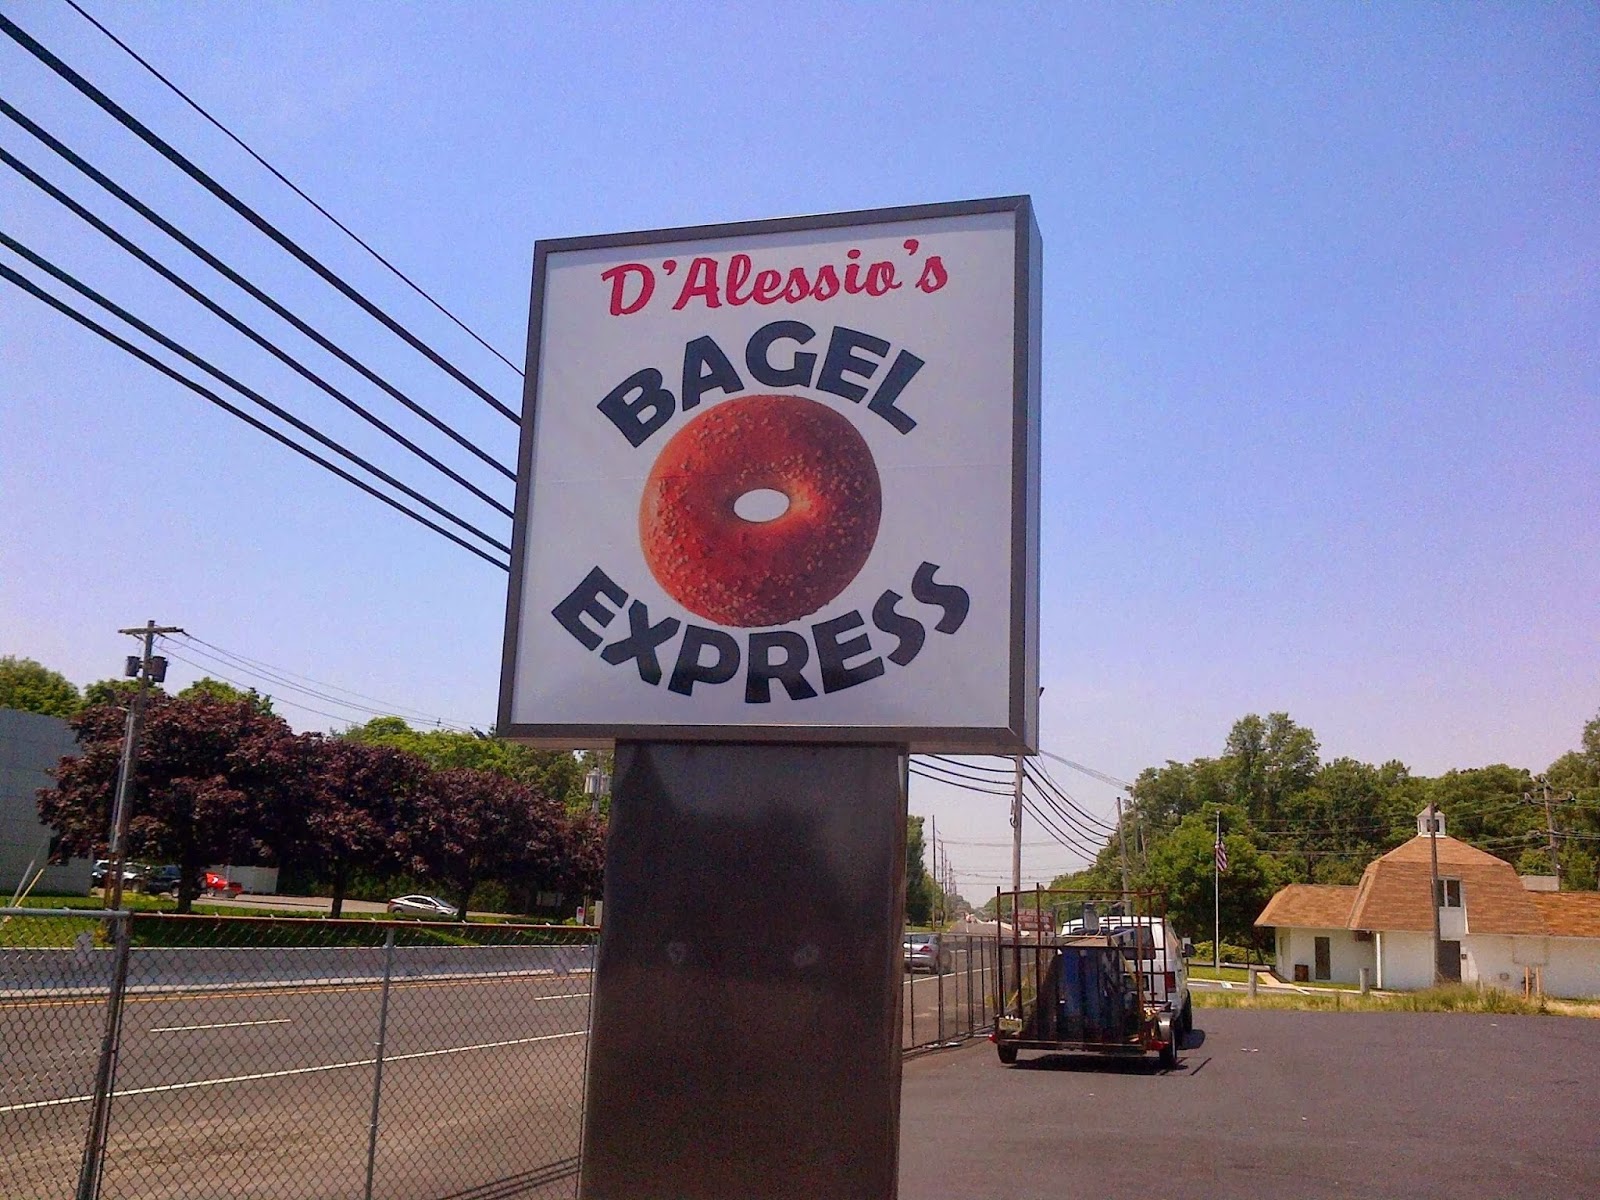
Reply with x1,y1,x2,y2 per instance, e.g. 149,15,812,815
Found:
387,894,459,918
91,860,140,888
142,865,185,895
203,872,245,898
903,931,954,974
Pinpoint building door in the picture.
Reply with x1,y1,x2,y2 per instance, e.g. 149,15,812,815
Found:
1438,939,1461,982
1314,936,1331,981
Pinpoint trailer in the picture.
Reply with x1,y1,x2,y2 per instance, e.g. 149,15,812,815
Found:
990,887,1180,1070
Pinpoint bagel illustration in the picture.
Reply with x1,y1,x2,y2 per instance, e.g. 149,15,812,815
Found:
639,394,882,627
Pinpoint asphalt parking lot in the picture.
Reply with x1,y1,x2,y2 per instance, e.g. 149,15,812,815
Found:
899,1007,1600,1200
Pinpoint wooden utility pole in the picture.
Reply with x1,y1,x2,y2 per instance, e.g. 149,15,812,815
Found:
1115,792,1132,910
105,620,182,912
1540,776,1562,889
1427,803,1443,985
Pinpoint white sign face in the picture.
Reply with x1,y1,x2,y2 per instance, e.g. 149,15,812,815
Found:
499,198,1039,752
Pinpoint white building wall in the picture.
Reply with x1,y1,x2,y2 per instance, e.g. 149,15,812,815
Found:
1276,927,1375,985
1461,935,1523,991
1541,938,1600,999
1378,930,1436,990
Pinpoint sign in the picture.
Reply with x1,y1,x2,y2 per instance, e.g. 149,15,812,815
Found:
499,197,1040,752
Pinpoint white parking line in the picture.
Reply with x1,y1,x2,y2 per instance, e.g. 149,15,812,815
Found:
151,1019,292,1032
0,1028,586,1114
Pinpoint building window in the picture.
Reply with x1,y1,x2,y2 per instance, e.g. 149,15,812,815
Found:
1435,878,1462,908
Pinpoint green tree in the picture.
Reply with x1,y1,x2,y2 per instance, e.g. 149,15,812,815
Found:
1143,808,1281,958
345,717,585,810
83,678,145,707
0,656,81,717
905,815,936,925
179,677,274,714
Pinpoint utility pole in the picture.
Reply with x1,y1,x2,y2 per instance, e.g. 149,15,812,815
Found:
1539,776,1562,889
930,813,940,925
105,621,182,912
1427,803,1443,985
1010,755,1023,905
1114,792,1132,911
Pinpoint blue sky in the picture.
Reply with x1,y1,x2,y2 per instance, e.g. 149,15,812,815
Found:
2,2,1595,898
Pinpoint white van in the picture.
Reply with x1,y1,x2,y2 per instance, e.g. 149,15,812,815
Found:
1060,913,1194,1037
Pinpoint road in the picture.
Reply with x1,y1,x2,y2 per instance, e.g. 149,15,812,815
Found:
899,1007,1600,1200
3,945,988,1200
2,970,592,1200
18,951,1587,1200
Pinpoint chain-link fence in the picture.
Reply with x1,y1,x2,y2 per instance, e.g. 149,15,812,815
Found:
6,910,993,1198
2,909,596,1200
901,933,998,1051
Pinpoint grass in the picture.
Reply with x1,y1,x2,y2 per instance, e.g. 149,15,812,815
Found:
1187,965,1252,983
0,895,583,948
1195,982,1600,1019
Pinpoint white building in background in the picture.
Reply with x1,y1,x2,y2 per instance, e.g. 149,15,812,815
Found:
1255,809,1600,999
0,707,91,895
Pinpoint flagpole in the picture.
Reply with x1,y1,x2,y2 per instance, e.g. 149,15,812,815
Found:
1213,809,1221,971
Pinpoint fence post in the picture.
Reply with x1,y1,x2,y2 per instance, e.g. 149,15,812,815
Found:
363,926,397,1200
76,911,132,1200
935,946,945,1044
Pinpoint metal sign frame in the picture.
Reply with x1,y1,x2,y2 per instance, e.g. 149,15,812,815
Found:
498,196,1040,752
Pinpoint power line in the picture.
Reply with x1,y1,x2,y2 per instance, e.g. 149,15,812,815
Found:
61,0,523,377
1020,794,1104,861
907,765,1013,798
0,12,518,422
0,262,510,570
1023,761,1118,833
1024,780,1114,857
0,100,515,483
1037,749,1132,790
154,645,384,727
174,634,473,730
926,753,1013,775
0,236,505,563
0,145,510,518
0,230,509,554
911,757,1018,791
160,636,475,731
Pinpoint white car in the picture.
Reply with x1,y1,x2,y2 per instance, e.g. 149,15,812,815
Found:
386,894,459,918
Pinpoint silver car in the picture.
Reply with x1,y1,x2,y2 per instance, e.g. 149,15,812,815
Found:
386,894,459,918
903,932,954,974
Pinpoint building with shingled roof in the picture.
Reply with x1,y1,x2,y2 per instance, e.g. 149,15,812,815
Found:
1255,808,1600,997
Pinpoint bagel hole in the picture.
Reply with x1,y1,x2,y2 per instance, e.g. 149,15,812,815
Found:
732,488,790,523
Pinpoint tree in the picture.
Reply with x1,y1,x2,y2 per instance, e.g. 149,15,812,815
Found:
411,768,565,920
179,677,274,714
83,678,145,707
905,815,936,925
1143,809,1281,958
0,656,80,717
345,717,586,810
39,691,300,912
295,737,431,918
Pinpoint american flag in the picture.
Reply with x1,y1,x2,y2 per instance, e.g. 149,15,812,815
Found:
1214,837,1228,875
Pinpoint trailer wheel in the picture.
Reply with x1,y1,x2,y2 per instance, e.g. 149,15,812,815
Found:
1159,1039,1177,1070
997,1045,1018,1065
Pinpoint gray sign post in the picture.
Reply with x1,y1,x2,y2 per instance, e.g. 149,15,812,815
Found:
578,742,907,1199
